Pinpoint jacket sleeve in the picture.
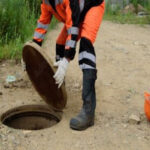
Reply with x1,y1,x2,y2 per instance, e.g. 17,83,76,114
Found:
64,0,80,60
33,1,52,45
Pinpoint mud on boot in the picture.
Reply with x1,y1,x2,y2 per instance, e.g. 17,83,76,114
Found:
70,108,95,130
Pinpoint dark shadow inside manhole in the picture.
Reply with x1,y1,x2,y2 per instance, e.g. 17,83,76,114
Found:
1,105,62,130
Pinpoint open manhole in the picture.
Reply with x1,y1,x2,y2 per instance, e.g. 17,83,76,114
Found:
1,105,62,130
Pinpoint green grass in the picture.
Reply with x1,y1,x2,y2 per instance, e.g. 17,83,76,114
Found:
0,0,58,60
104,13,150,24
0,0,37,44
104,0,150,24
0,38,22,60
0,18,58,60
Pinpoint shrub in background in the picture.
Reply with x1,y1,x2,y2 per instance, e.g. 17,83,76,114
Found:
105,0,150,24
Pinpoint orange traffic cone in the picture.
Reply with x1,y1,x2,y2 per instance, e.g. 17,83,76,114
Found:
144,92,150,121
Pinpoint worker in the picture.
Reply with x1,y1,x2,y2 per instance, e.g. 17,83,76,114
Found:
33,0,105,130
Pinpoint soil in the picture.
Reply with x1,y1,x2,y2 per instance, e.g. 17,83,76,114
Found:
0,21,150,150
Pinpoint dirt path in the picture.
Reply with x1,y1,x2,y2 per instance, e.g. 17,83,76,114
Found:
0,21,150,150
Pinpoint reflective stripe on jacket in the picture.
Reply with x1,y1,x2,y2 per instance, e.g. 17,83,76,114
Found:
33,0,104,47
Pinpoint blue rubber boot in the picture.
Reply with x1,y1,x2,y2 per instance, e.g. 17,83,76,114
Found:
70,69,97,130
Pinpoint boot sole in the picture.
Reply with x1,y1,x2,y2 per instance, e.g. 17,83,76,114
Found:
70,121,94,131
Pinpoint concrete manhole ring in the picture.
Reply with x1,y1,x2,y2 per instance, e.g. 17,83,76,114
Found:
1,105,62,130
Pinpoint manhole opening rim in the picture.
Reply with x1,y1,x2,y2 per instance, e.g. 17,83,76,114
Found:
1,104,62,123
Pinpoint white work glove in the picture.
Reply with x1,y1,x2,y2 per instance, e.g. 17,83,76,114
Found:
53,58,63,68
53,61,61,68
53,58,69,88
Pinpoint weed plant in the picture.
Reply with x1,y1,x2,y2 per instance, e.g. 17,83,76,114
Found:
0,0,57,60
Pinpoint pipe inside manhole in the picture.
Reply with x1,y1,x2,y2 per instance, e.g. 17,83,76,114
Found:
1,105,62,130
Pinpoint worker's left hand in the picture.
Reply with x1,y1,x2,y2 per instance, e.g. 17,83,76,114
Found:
53,58,69,88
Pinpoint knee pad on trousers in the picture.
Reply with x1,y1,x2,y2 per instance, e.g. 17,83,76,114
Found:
79,37,96,70
56,44,65,61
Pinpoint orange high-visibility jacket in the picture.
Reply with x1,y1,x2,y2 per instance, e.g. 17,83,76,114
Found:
33,0,104,57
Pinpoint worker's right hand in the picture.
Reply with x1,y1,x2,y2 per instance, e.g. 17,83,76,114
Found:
53,60,61,68
53,58,69,88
